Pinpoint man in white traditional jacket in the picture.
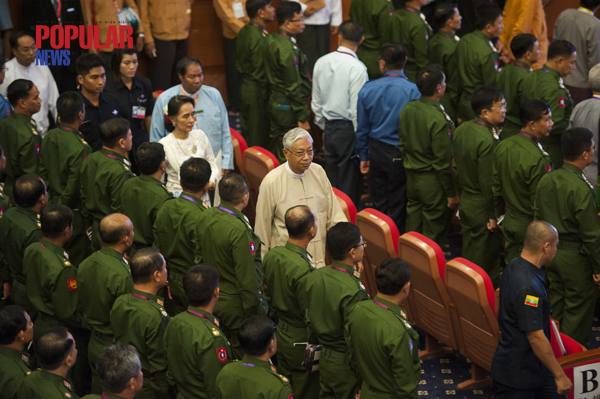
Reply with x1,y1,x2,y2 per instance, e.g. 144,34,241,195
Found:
256,128,347,268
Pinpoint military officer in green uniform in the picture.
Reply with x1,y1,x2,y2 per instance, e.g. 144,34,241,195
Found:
452,87,505,287
0,145,11,220
215,316,293,399
0,174,46,319
39,91,93,267
0,306,34,399
399,65,458,248
0,79,42,204
17,326,80,399
153,158,212,316
121,143,172,254
264,1,311,162
110,248,172,399
390,0,433,82
456,4,502,121
80,118,135,251
78,213,134,394
196,173,266,359
429,3,462,124
164,264,232,399
348,258,420,398
349,0,394,79
493,99,553,263
237,0,275,148
306,222,369,399
263,205,319,399
534,127,600,346
496,34,540,140
523,40,576,169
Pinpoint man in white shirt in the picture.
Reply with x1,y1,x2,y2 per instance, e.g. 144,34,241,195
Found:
312,20,368,205
0,31,58,137
255,128,347,268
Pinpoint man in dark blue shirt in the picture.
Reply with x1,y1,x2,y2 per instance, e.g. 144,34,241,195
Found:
355,43,420,233
491,220,572,398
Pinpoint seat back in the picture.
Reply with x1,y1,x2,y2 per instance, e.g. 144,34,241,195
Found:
355,209,400,297
153,90,164,101
445,257,499,370
243,147,280,193
230,128,248,177
332,188,357,224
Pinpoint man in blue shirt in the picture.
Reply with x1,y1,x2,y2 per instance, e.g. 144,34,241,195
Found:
355,43,420,233
150,57,234,172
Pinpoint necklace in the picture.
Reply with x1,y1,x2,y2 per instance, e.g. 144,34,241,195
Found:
173,131,197,156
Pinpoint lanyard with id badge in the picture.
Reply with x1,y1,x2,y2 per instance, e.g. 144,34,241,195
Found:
132,95,147,119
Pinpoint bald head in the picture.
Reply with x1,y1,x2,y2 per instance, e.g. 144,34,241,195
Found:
99,213,133,246
523,221,558,253
285,205,315,239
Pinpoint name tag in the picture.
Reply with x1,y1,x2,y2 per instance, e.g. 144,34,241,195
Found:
195,110,204,115
132,106,146,119
232,2,245,19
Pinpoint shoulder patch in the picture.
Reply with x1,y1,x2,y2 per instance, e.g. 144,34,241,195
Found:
217,347,228,363
558,97,566,108
67,278,77,292
249,241,256,254
409,339,414,355
524,295,539,307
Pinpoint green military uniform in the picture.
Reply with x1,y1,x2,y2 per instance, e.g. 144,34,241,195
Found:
306,261,369,399
496,62,531,140
78,246,133,394
390,5,433,82
153,193,207,316
80,148,135,251
0,206,42,319
0,113,41,204
236,20,271,148
399,97,456,248
39,124,93,267
82,394,123,399
121,175,172,253
534,164,600,345
456,30,499,121
263,242,319,399
196,204,266,360
0,345,32,399
17,369,79,399
164,306,232,399
0,184,10,219
111,288,171,399
522,65,574,168
264,29,311,163
215,356,293,399
452,119,503,287
349,0,395,79
429,31,460,124
492,132,552,262
347,296,420,398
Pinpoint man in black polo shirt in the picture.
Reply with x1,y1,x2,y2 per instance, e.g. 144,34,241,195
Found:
76,53,129,152
491,220,572,398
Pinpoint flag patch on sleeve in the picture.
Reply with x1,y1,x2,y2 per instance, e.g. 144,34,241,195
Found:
249,241,256,254
524,295,539,307
217,348,228,363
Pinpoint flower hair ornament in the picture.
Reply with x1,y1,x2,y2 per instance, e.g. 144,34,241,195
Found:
163,105,171,125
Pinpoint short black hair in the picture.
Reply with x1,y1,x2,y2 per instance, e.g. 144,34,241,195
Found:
285,205,314,239
246,0,272,19
99,118,130,148
471,86,504,116
14,174,45,208
520,99,550,127
136,142,165,175
510,33,538,60
41,204,74,239
76,53,106,77
180,158,212,193
0,305,27,345
218,173,248,205
434,3,458,28
99,214,131,245
184,264,220,307
111,48,138,82
326,222,361,261
238,316,277,357
57,91,84,124
276,1,302,26
375,258,411,295
562,127,594,162
416,64,444,97
379,42,406,71
97,344,141,394
7,79,34,107
339,20,363,43
547,40,576,61
475,4,502,31
581,0,600,10
176,57,203,78
36,326,74,371
9,31,33,50
165,95,195,133
130,247,165,284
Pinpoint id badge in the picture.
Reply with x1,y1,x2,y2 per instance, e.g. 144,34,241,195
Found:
132,106,146,119
232,2,245,18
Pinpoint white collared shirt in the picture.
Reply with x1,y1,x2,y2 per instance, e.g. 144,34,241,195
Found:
290,0,342,26
311,46,368,131
285,161,306,178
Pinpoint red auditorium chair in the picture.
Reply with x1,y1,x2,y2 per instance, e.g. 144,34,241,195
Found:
153,90,164,101
332,188,357,224
398,232,461,359
243,146,279,193
230,128,248,178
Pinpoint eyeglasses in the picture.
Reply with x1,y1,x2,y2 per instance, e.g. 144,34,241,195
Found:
291,149,314,158
20,46,36,53
587,145,597,152
290,17,305,23
490,105,507,111
356,241,367,249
